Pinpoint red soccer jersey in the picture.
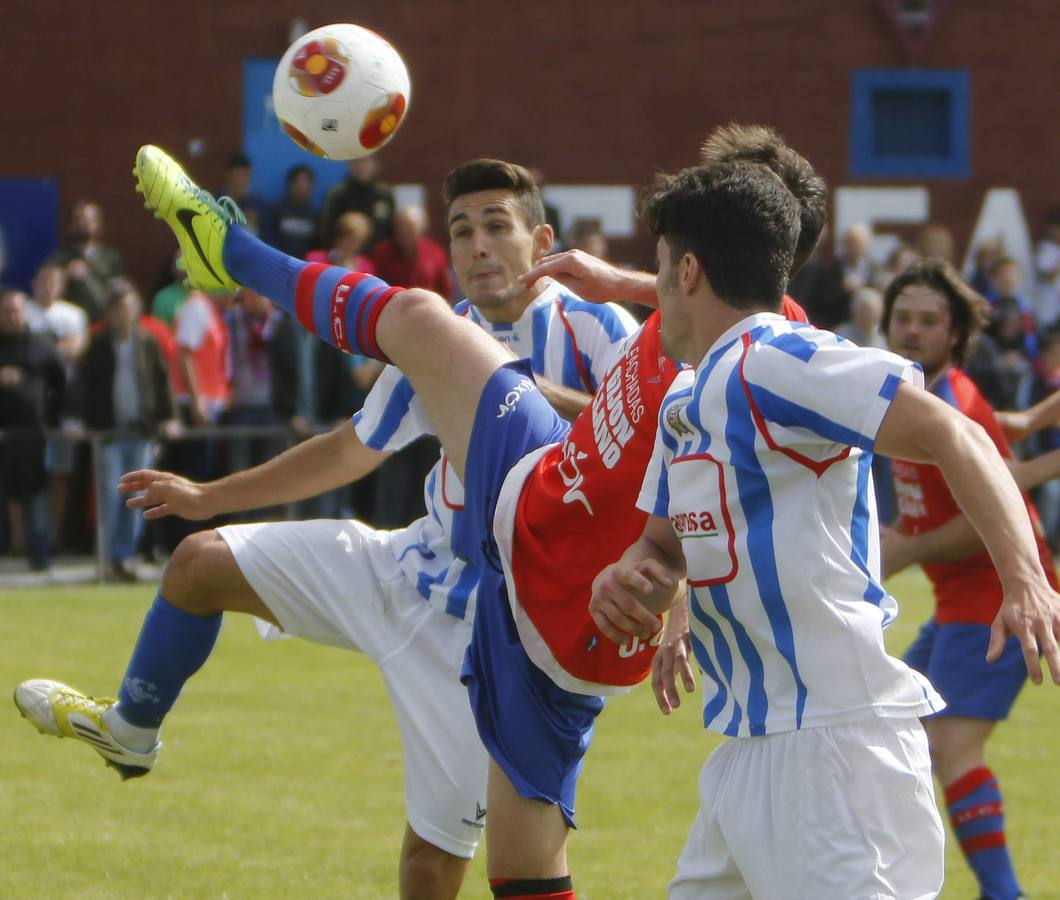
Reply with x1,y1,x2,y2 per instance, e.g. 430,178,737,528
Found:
891,367,1058,624
510,297,809,687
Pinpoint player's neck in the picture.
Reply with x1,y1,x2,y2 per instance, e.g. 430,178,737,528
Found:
473,279,546,325
922,361,953,388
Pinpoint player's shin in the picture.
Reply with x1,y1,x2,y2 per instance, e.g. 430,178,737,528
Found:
108,593,222,749
221,225,401,361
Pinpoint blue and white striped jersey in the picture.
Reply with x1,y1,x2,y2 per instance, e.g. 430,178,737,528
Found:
639,312,944,737
354,280,639,622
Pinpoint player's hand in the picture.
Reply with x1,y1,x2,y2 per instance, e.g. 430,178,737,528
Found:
987,580,1060,685
879,525,916,580
519,250,635,302
652,593,696,715
119,468,213,520
995,409,1033,442
0,365,23,387
590,559,674,644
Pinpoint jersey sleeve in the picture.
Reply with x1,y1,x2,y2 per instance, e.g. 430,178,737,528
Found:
553,297,639,391
742,329,924,453
352,364,434,451
576,302,640,389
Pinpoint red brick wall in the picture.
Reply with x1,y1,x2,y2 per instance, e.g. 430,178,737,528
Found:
4,1,1058,289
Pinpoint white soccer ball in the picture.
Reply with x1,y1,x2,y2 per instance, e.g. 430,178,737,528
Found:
272,23,411,160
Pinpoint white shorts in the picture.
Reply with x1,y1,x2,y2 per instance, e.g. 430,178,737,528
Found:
217,519,489,859
669,716,944,900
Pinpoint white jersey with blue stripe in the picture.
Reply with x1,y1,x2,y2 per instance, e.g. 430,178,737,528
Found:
354,280,638,622
638,312,945,737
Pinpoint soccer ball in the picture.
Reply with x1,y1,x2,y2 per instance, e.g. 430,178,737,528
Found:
272,23,411,160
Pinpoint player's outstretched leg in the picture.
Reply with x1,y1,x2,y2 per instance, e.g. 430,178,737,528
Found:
134,144,400,361
134,143,510,480
13,531,268,779
12,588,219,780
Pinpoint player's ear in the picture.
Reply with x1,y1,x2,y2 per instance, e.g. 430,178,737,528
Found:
679,252,701,294
531,223,554,262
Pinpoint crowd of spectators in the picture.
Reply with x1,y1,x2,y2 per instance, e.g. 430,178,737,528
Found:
3,150,1060,573
789,211,1060,547
0,153,456,576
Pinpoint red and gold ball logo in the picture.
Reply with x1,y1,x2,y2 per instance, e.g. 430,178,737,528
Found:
289,37,350,97
359,93,407,150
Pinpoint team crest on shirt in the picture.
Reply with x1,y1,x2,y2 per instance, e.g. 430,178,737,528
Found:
666,402,694,437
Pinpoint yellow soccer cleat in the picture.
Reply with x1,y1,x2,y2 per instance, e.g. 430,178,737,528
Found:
133,144,244,293
13,678,159,780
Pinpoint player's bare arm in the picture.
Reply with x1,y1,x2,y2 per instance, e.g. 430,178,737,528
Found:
879,518,984,579
872,435,1060,578
1006,446,1060,492
120,420,388,520
651,589,696,716
876,381,1060,684
590,514,684,644
535,377,592,421
996,388,1060,441
520,249,658,308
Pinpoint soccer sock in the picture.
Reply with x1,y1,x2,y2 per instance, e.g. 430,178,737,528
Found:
112,594,222,731
221,224,400,361
944,766,1022,900
489,876,575,899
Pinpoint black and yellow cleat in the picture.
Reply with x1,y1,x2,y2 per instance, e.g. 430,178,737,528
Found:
133,144,244,293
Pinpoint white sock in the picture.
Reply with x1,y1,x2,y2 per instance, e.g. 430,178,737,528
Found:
103,706,160,754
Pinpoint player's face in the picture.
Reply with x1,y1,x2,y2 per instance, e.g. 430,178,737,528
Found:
886,285,958,381
448,190,551,321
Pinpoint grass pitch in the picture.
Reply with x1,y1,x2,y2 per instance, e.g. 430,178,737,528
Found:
1,571,1058,898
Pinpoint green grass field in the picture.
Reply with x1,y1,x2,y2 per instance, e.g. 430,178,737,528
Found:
1,571,1058,898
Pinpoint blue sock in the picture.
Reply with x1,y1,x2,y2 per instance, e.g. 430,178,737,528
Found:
115,594,222,728
221,224,399,360
945,765,1022,900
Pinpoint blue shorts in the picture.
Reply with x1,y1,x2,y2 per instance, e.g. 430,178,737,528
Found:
458,360,605,827
903,618,1027,720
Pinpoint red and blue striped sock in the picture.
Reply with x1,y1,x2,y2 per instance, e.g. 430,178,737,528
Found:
944,766,1022,900
222,224,401,361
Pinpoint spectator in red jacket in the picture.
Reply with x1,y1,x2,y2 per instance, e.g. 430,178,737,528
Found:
370,205,454,300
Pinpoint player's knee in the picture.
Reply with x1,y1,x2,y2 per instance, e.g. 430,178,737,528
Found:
160,530,227,614
399,838,468,900
386,287,448,332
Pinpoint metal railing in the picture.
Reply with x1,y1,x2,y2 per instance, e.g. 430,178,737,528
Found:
1,425,302,583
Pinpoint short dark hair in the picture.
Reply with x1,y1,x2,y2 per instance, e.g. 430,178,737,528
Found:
644,160,801,312
105,276,142,308
881,259,991,366
285,163,314,186
442,159,545,229
700,123,826,275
